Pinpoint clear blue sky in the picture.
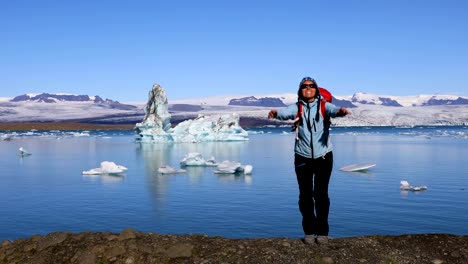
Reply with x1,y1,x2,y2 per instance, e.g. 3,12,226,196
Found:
1,0,467,102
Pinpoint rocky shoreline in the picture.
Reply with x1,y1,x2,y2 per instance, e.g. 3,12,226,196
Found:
1,230,467,264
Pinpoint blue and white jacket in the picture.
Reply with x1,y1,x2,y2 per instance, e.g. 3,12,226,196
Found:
276,99,341,159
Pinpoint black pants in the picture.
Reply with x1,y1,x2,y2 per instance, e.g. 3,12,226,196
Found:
294,152,333,236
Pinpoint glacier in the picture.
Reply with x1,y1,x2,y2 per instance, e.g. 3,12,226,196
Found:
134,84,249,142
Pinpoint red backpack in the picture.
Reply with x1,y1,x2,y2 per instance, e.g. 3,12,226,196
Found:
293,87,333,135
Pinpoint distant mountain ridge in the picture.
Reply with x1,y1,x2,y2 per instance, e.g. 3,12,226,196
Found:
224,93,468,108
228,96,286,107
1,91,467,126
10,93,137,110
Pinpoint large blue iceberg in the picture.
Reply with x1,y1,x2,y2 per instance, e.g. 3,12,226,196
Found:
135,84,249,142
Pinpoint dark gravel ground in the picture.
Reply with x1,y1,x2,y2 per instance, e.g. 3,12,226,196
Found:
1,229,467,263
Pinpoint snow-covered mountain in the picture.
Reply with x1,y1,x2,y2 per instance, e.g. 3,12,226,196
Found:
10,93,137,110
341,93,468,107
0,93,144,124
228,96,286,107
0,92,467,127
172,92,468,107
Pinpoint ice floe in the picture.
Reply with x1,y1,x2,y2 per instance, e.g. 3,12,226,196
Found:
340,163,376,172
400,180,428,191
82,161,128,175
180,152,218,167
214,160,253,174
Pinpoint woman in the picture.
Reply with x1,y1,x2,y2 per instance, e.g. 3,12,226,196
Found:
268,77,349,245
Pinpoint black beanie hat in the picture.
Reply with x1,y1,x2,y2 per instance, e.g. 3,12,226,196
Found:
297,77,320,100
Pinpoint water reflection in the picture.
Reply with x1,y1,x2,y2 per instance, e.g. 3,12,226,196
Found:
216,173,253,185
341,171,374,176
136,141,250,204
400,189,427,197
82,174,125,184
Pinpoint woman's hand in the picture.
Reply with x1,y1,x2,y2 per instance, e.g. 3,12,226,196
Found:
268,110,277,119
336,107,350,117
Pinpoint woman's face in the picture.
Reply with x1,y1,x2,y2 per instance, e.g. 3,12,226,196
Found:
300,81,317,102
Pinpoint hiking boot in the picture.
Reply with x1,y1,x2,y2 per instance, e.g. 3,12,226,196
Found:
316,235,331,245
303,235,315,245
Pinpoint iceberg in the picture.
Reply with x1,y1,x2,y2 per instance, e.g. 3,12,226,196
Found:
214,160,253,175
180,152,218,167
83,161,128,175
400,180,428,191
135,83,249,142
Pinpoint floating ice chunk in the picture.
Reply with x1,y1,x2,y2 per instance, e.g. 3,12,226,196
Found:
243,165,253,174
214,160,242,174
400,180,427,191
340,163,376,172
180,152,206,166
214,161,253,175
158,165,186,174
170,114,249,142
180,152,218,167
400,180,410,189
19,147,32,156
83,161,128,175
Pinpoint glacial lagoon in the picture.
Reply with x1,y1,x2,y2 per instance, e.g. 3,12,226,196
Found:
1,126,467,241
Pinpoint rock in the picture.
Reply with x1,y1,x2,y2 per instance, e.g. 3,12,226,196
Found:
124,256,135,264
165,243,194,258
105,245,126,259
118,228,137,241
36,232,69,250
73,251,96,264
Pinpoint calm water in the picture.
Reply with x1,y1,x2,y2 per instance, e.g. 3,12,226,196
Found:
1,126,467,241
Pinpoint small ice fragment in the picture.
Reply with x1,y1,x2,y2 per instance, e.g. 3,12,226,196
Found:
400,180,427,192
19,147,32,156
158,165,186,174
400,180,411,190
340,163,376,172
82,161,127,175
243,165,253,174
